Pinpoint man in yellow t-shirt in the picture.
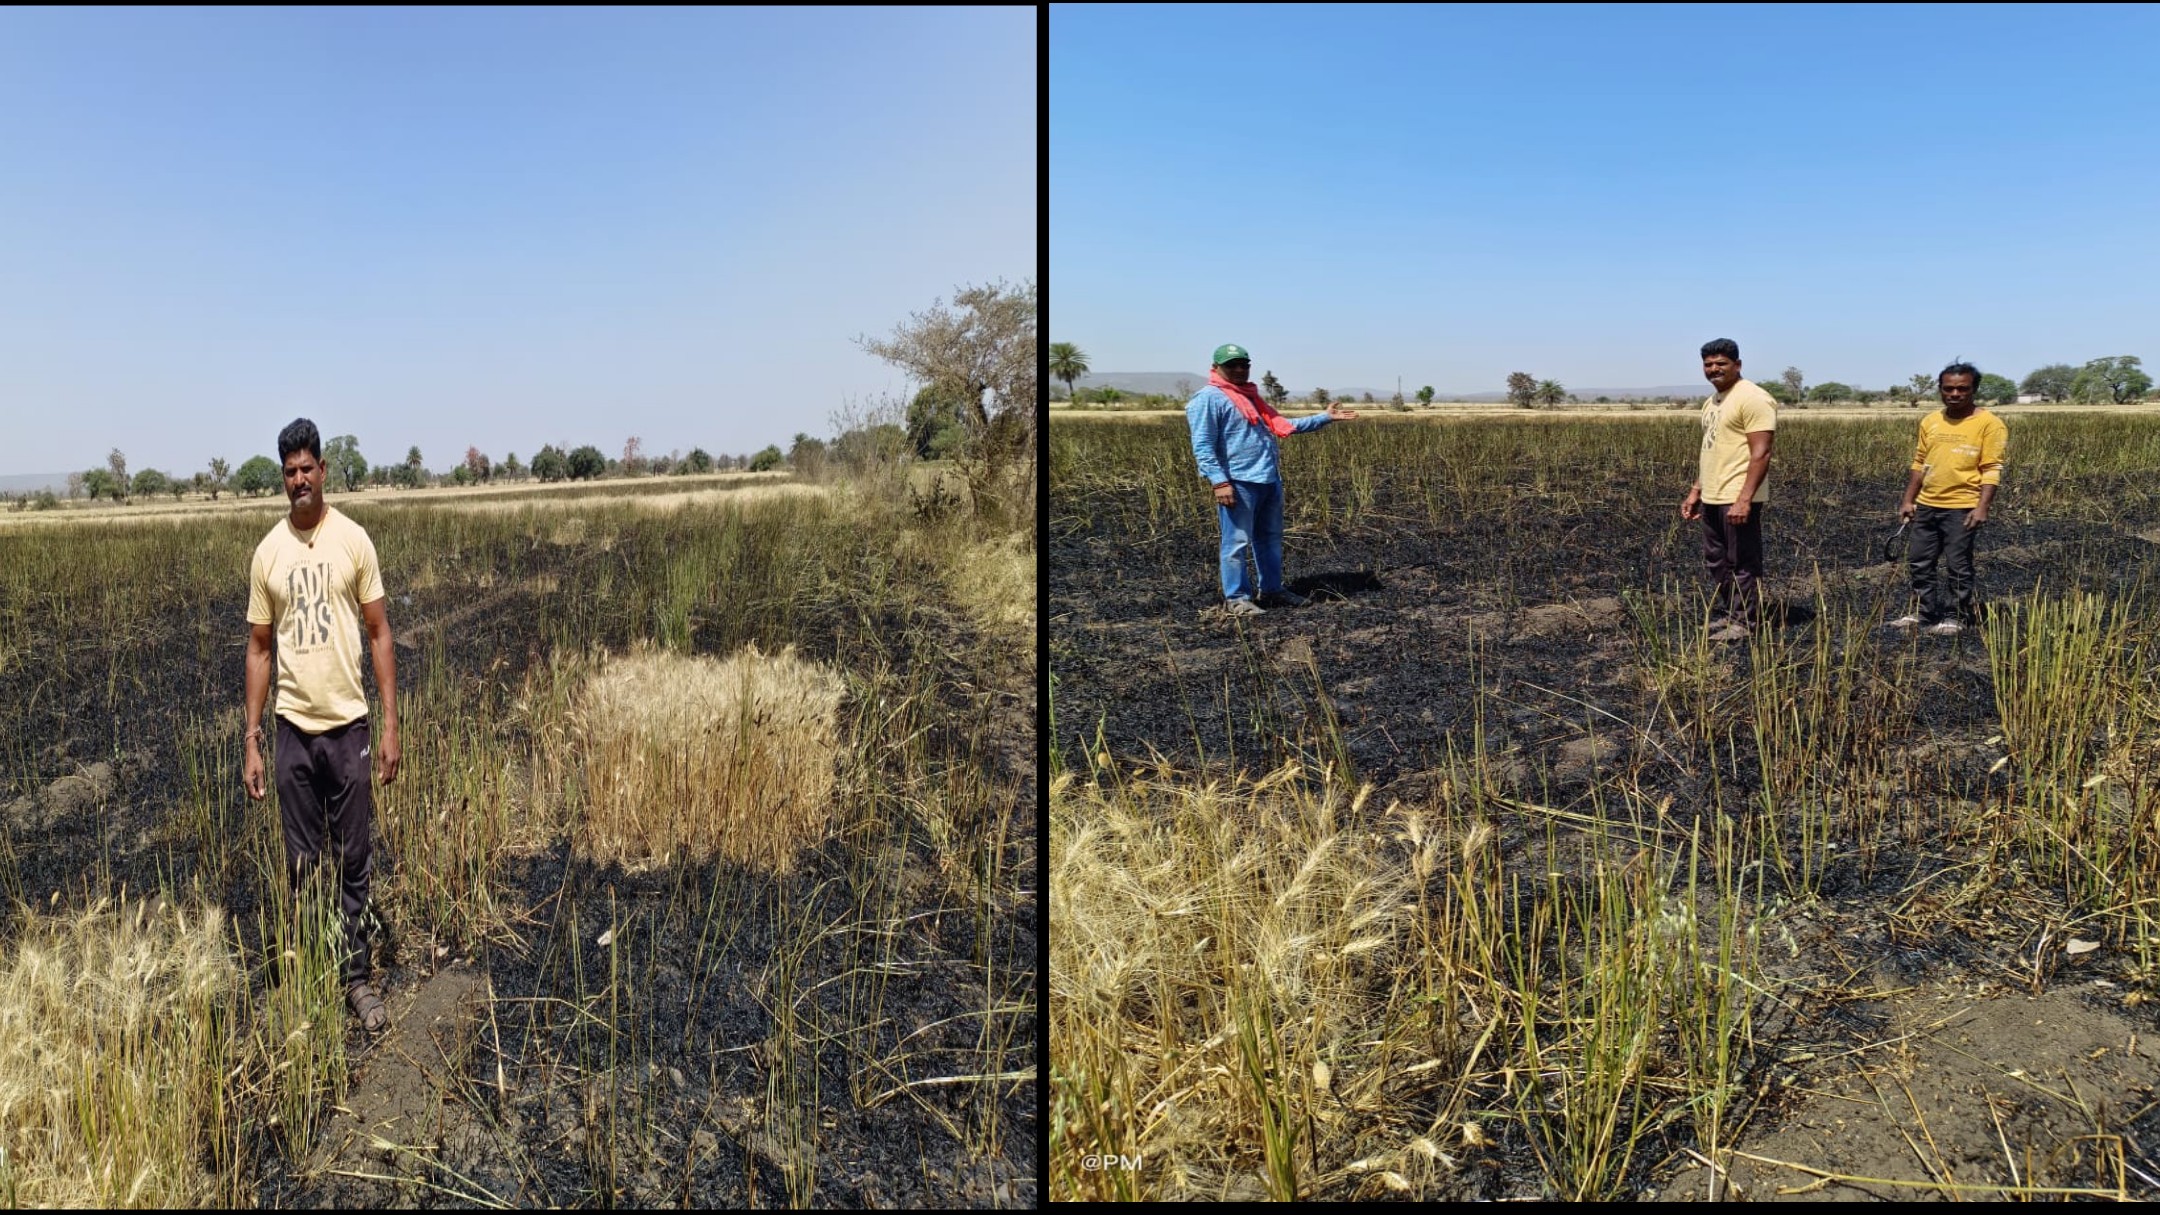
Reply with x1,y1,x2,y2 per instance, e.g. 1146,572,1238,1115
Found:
1887,362,2006,636
242,418,402,1033
1678,338,1777,641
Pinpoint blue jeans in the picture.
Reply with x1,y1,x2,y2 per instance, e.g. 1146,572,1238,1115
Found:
1216,479,1284,602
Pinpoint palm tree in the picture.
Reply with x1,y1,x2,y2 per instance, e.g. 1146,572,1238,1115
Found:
1049,342,1089,402
1534,379,1566,408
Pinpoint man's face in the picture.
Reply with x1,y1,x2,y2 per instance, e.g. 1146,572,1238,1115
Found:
1703,355,1742,394
1939,373,1977,411
283,451,326,509
1218,359,1252,386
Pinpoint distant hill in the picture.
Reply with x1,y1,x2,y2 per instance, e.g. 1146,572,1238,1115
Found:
0,472,70,496
1068,373,1712,403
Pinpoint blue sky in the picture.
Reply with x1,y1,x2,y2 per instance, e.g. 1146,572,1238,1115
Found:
0,6,1034,478
1052,4,2159,395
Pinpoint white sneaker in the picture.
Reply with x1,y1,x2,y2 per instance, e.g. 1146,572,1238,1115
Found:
1708,621,1752,642
1886,614,1922,630
1224,597,1266,618
1925,620,1961,636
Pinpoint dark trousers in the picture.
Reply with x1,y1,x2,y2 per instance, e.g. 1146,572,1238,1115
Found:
1908,504,1980,624
274,715,375,985
1699,502,1767,624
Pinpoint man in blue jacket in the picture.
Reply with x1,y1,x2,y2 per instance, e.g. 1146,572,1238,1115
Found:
1186,343,1356,616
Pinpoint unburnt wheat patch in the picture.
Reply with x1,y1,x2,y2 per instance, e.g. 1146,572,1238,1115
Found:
0,900,242,1208
571,643,847,872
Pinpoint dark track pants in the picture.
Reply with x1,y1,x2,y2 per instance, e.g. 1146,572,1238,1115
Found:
1908,504,1980,625
1699,502,1767,625
274,715,375,985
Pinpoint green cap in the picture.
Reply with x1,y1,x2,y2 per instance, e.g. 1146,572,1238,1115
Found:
1212,343,1251,366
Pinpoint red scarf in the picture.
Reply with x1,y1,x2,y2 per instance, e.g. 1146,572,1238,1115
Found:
1210,368,1295,437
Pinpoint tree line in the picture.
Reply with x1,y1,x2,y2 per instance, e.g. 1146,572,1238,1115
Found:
10,279,1037,520
1504,356,2152,409
1049,342,2152,412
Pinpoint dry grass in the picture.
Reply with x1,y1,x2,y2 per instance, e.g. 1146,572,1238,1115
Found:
923,532,1035,646
390,480,823,518
571,642,848,873
0,898,242,1207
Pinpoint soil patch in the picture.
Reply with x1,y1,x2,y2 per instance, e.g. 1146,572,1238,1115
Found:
1662,983,2160,1200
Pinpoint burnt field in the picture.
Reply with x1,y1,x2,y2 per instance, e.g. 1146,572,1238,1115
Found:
0,474,1036,1207
1051,412,2160,1200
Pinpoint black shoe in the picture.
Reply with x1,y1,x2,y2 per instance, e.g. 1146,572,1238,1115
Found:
1260,589,1310,608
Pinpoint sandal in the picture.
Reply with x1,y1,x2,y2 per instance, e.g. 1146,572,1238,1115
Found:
347,981,388,1034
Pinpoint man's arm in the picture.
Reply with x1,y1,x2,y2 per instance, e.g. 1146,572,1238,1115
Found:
1725,430,1774,524
360,598,401,785
1898,467,1926,523
1187,394,1233,506
243,622,274,800
1968,419,2005,529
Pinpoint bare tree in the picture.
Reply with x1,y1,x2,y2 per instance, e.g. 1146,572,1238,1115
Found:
856,279,1036,524
1781,366,1805,400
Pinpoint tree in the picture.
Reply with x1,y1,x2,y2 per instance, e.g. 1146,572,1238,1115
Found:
65,470,84,500
1781,366,1805,400
1312,387,1331,408
620,436,645,476
501,451,523,480
566,445,606,481
788,432,828,477
1533,379,1566,407
1049,341,1088,401
1389,391,1407,411
325,435,367,492
1977,373,2018,405
1807,382,1854,403
1261,371,1288,408
1173,378,1195,400
1506,372,1537,409
684,448,712,474
131,468,170,499
749,444,784,473
906,382,971,460
1416,385,1435,406
465,446,492,482
2019,364,2075,402
108,448,128,489
855,278,1036,521
1907,374,1936,406
207,457,229,500
234,455,281,496
1759,379,1798,405
1856,389,1883,405
531,445,569,482
82,468,118,500
833,423,908,471
2071,356,2151,404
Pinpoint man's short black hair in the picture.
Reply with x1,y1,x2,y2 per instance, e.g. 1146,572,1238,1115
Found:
1700,338,1741,362
278,418,322,464
1938,360,1981,386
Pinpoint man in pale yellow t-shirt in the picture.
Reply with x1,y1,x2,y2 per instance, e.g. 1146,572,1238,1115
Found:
1887,362,2006,636
242,418,402,1033
1678,338,1777,641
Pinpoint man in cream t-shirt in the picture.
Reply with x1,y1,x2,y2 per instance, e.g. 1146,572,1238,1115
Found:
1678,338,1778,641
242,417,402,1033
